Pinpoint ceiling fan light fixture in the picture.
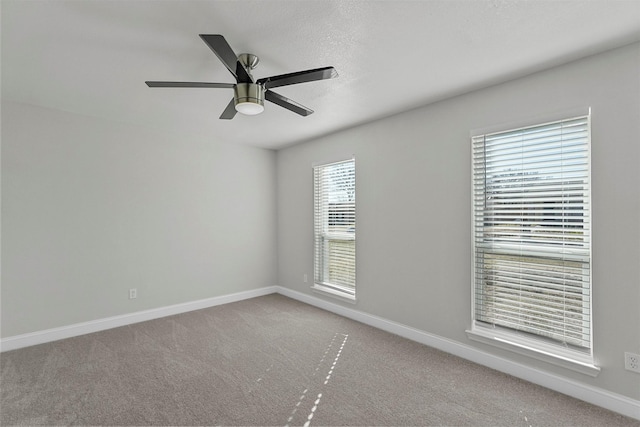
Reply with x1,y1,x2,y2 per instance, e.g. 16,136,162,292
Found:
235,101,264,115
234,83,265,115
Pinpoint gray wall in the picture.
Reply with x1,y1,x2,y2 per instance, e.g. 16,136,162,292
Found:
1,101,277,337
277,43,640,399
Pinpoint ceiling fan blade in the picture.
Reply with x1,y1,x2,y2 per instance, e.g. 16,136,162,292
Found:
258,66,338,90
265,90,313,116
199,34,253,83
219,98,237,120
145,81,235,89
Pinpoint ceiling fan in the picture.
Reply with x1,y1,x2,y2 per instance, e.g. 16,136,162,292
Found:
145,34,338,119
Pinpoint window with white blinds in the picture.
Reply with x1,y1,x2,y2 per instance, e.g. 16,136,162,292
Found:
472,115,592,359
313,159,356,298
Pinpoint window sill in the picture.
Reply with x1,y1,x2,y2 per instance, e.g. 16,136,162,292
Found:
466,327,600,377
311,284,356,304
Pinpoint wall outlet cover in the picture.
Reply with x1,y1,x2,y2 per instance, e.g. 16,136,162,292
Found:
624,352,640,373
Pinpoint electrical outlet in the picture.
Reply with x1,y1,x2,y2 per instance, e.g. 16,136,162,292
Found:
624,352,640,373
129,288,137,299
303,274,308,283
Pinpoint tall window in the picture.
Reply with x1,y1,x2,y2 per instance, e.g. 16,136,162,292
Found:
313,159,356,299
471,115,592,365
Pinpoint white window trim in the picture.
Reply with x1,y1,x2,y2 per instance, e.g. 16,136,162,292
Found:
465,327,600,377
311,284,357,303
469,111,598,375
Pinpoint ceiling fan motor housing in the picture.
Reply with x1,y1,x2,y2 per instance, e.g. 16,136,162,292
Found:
234,83,265,115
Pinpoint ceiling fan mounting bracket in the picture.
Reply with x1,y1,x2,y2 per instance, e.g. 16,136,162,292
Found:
238,53,259,70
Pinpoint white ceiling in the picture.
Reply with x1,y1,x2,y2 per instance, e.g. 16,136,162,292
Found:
2,0,640,150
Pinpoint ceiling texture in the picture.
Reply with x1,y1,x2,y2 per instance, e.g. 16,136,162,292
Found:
2,0,640,150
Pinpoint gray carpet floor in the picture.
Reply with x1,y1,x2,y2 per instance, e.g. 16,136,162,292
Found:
1,294,638,426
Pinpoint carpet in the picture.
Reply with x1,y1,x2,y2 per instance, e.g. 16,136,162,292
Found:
1,294,637,426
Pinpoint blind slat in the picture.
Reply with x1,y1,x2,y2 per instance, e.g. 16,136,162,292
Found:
473,115,591,351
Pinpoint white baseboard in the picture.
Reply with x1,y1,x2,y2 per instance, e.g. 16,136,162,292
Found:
276,286,640,421
2,285,638,420
0,286,278,353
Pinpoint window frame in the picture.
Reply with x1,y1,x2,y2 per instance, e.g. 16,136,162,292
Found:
467,113,598,376
312,158,356,301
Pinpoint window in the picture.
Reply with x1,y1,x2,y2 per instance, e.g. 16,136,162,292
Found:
470,115,594,371
313,159,356,299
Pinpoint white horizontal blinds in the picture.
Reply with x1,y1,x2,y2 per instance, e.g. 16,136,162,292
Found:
314,159,356,295
473,116,591,350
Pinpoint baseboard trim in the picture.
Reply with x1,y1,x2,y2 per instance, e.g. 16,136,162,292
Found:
276,286,640,421
2,285,638,420
0,286,278,353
